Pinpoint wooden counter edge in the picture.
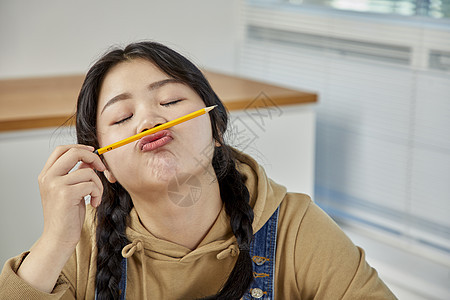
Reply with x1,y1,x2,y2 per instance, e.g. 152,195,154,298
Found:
0,72,317,132
0,116,76,132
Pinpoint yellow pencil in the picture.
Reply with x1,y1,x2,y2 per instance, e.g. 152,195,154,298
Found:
94,105,217,155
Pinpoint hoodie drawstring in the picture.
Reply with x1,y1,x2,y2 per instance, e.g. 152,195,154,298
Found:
122,239,144,258
216,244,239,260
122,239,147,299
121,240,240,297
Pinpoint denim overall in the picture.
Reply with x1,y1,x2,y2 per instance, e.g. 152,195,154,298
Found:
96,207,280,300
244,206,280,300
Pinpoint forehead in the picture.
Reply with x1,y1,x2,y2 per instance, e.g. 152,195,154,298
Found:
99,58,171,97
107,58,166,77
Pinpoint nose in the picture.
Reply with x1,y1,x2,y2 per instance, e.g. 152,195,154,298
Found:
137,111,168,134
140,123,164,133
136,101,170,133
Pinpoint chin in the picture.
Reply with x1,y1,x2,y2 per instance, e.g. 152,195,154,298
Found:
147,152,179,182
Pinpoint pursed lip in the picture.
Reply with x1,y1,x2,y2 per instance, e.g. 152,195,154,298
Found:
137,129,173,151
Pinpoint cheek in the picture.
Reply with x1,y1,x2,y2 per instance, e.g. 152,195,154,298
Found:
96,127,112,148
183,117,214,147
188,114,213,136
96,127,131,149
102,145,135,174
182,118,216,165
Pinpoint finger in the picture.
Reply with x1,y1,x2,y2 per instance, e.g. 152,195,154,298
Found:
65,169,104,208
42,145,94,174
69,161,96,174
90,193,102,208
77,161,107,174
63,168,103,191
67,182,103,207
84,182,103,208
64,169,103,206
77,161,93,170
49,147,106,176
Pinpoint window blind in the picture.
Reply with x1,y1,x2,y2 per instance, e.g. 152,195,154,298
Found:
286,0,450,19
238,1,450,264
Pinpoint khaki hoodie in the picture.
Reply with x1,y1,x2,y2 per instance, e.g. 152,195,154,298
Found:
0,151,396,299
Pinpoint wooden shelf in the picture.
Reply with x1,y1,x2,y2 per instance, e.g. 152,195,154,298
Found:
0,71,317,132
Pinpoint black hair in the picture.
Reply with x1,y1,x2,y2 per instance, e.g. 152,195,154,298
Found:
76,41,254,299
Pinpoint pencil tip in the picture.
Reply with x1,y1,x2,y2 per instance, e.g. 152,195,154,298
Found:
205,105,217,112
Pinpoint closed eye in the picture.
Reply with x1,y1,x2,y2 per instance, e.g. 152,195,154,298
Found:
161,99,183,107
114,114,133,125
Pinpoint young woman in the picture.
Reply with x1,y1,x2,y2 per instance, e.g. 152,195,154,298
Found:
0,41,396,299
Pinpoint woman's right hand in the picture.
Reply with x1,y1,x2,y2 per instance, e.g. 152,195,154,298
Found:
38,144,106,248
17,144,106,293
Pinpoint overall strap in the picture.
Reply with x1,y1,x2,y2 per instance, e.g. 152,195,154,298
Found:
244,206,280,300
118,257,127,299
94,256,127,300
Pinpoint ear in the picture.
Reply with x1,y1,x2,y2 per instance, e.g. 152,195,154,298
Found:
214,130,224,147
104,169,117,183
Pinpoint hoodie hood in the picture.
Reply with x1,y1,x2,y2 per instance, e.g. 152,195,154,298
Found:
123,149,288,263
232,148,287,233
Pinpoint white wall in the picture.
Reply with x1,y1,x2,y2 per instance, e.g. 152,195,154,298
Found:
0,0,240,79
0,128,77,267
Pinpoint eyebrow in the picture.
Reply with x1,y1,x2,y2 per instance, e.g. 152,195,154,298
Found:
100,78,182,115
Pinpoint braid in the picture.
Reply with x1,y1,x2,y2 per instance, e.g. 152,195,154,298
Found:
202,146,255,299
95,179,133,300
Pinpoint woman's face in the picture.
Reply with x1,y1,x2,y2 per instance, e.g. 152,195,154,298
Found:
96,58,216,196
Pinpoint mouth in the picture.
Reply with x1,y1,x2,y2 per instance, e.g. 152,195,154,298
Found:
138,130,173,152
